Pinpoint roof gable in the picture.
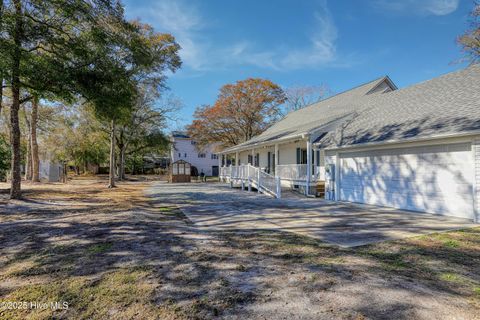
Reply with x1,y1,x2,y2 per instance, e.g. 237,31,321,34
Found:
223,76,397,151
318,64,480,148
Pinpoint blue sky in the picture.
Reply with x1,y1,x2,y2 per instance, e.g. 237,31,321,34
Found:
122,0,473,130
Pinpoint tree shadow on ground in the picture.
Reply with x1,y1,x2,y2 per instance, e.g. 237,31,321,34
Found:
1,183,479,319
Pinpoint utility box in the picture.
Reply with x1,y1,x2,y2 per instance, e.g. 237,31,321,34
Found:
169,160,191,183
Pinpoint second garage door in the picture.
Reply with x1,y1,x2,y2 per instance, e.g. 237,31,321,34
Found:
339,142,475,219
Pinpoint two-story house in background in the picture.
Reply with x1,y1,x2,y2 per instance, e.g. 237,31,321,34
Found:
170,131,219,176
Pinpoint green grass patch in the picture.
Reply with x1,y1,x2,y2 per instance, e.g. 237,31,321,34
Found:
473,287,480,297
363,249,410,270
439,272,466,284
87,242,112,254
442,239,460,248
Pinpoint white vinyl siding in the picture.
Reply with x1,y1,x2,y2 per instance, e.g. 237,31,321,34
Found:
473,139,480,222
171,138,218,176
338,142,475,219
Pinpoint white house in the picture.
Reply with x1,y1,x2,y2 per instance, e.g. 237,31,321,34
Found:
219,64,480,222
170,131,219,176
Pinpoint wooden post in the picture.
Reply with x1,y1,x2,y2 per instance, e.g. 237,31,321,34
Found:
63,162,68,183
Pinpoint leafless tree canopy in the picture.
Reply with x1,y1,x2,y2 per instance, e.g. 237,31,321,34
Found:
284,85,331,114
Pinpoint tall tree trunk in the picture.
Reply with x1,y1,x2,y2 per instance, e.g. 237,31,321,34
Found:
23,105,32,181
0,77,3,116
10,0,23,199
0,0,3,117
25,133,31,180
119,144,126,181
108,119,116,188
31,96,39,182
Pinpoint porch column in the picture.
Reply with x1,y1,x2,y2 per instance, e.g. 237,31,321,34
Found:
306,138,312,195
236,151,239,166
218,154,222,181
274,143,279,176
313,148,317,178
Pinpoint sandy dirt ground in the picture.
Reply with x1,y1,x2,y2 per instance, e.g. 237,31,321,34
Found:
0,178,479,319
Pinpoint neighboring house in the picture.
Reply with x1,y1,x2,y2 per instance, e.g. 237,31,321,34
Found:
219,64,480,222
39,160,64,182
170,131,219,176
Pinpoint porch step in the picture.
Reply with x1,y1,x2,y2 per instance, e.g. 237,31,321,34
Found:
316,181,325,198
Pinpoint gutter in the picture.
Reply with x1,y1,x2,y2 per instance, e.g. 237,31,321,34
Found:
321,130,480,152
218,133,307,154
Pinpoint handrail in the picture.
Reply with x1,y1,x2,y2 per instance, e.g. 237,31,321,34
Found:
219,164,281,198
258,169,281,198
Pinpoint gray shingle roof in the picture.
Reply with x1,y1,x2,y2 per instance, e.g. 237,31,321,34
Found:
318,64,480,148
221,64,480,153
222,76,394,152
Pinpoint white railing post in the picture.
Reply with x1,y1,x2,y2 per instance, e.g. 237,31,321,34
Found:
257,168,261,193
306,139,312,196
276,176,281,198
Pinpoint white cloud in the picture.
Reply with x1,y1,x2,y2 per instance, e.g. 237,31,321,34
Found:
125,0,342,71
372,0,459,16
280,6,338,69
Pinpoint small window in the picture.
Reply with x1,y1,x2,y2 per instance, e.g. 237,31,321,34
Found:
191,141,197,145
211,154,218,160
184,153,187,158
198,153,206,158
178,153,181,158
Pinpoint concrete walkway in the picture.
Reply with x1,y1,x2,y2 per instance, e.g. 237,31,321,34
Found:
147,182,476,247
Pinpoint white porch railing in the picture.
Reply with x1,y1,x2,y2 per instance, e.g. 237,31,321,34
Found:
219,164,281,198
221,164,325,182
275,164,326,182
258,170,281,198
275,164,310,181
219,163,326,198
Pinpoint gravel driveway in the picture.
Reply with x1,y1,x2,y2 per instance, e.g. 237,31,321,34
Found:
148,182,476,247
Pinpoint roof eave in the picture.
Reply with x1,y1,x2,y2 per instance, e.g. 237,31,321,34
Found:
218,132,309,154
321,130,480,151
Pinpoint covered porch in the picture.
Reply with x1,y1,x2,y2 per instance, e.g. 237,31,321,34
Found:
218,136,327,198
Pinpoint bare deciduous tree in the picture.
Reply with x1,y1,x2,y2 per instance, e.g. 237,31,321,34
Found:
284,85,331,114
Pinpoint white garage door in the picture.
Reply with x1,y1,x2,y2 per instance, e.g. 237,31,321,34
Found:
339,142,475,219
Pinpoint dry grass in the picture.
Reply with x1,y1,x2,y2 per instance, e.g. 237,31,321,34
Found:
1,177,480,319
